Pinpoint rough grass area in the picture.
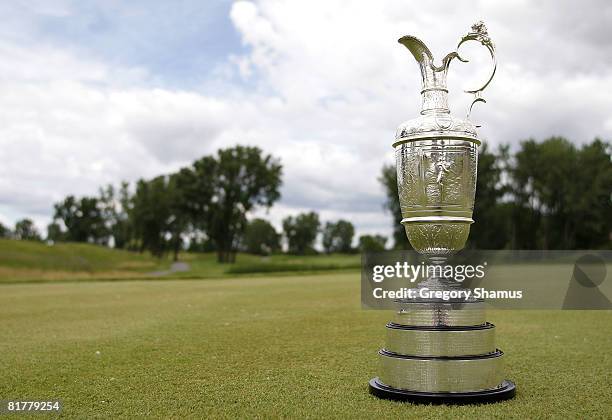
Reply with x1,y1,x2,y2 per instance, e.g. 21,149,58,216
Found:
226,261,357,274
1,273,610,418
0,239,360,283
164,252,360,279
216,253,359,276
0,239,168,282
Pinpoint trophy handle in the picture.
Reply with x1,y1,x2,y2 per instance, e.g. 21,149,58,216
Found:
455,21,497,122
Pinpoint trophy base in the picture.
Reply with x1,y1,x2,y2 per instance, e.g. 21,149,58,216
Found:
368,378,516,405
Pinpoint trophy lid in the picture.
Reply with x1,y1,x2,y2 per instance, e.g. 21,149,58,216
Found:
393,21,496,147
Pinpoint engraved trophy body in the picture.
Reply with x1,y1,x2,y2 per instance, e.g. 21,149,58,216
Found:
369,22,516,403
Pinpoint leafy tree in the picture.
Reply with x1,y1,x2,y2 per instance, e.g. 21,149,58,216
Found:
187,230,216,252
573,139,612,248
206,146,282,263
46,222,64,242
379,164,411,249
168,163,216,260
49,145,282,261
512,137,578,249
130,176,173,257
14,218,41,241
243,218,280,255
165,174,190,261
0,222,10,238
358,234,387,252
510,137,611,249
469,143,512,249
322,220,355,253
98,182,133,249
52,196,109,244
176,158,217,226
283,212,320,254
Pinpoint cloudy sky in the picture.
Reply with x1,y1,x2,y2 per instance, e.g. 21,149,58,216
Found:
1,0,611,240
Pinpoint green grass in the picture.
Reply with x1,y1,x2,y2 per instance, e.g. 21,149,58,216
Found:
0,239,164,271
1,273,611,418
182,252,360,278
0,239,360,283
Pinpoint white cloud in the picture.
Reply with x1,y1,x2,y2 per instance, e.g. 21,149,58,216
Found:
0,0,611,242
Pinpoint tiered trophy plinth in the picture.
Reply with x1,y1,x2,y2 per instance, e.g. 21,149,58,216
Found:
369,297,515,404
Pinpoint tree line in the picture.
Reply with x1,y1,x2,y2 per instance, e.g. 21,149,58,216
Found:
44,145,284,263
0,145,387,262
380,137,611,250
3,137,609,257
242,214,386,255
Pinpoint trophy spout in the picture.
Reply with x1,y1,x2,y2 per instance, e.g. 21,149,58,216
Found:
398,36,461,74
398,36,461,115
398,36,435,68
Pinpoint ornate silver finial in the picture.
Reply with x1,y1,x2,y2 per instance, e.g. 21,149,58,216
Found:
471,20,488,36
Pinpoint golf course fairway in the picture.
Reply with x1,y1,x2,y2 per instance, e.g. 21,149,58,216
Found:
1,273,611,418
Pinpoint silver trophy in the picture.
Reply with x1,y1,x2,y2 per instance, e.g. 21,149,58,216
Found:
369,22,516,403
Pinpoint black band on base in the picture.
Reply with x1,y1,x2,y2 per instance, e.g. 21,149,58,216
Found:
369,378,516,404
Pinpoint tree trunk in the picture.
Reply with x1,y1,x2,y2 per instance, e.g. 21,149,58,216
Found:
217,248,238,263
173,242,180,262
217,249,228,263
